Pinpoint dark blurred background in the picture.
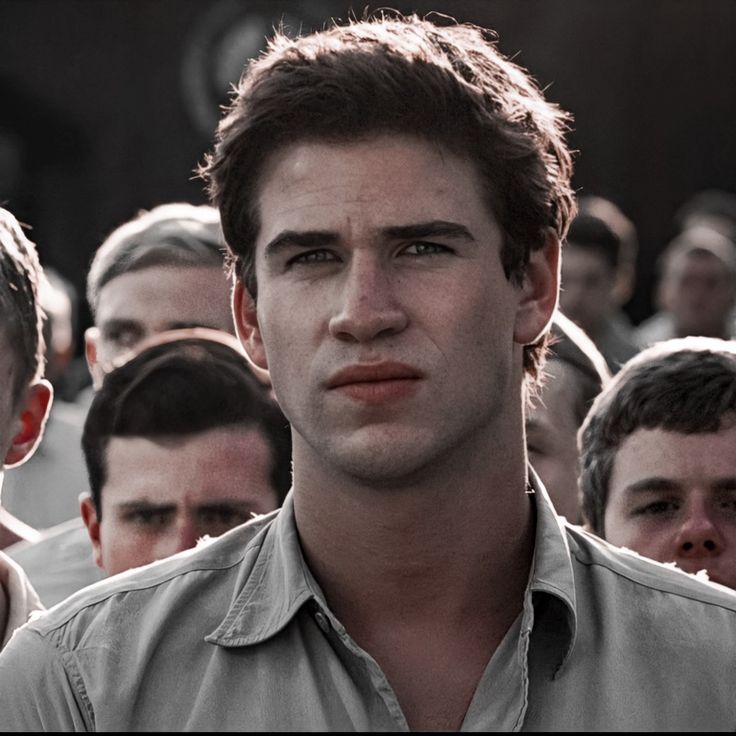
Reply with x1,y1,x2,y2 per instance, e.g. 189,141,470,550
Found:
2,0,735,355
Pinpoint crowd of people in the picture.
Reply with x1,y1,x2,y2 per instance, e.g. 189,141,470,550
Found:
0,10,735,731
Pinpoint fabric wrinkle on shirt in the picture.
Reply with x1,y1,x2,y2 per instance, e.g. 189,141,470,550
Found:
0,471,735,730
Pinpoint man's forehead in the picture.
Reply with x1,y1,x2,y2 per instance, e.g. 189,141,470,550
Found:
95,264,231,321
254,137,493,251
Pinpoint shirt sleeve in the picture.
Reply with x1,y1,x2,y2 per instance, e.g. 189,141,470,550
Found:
0,624,91,731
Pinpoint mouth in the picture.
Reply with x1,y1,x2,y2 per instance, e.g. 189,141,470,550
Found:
326,362,424,402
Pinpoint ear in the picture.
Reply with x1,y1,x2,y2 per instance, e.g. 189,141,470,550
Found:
80,493,104,570
233,280,268,372
84,326,106,390
513,232,561,345
4,380,53,468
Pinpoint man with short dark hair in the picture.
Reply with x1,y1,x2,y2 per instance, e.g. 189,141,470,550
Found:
2,13,736,731
80,328,290,576
579,335,736,591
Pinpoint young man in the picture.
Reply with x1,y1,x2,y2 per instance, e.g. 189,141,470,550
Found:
9,328,290,605
579,336,736,591
79,328,291,576
1,14,735,731
0,208,51,645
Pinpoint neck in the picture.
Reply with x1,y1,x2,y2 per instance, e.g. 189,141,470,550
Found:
293,416,535,630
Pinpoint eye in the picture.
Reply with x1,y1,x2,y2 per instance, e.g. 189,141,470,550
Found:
634,500,679,517
717,494,736,514
286,249,338,267
102,325,143,349
124,509,172,527
400,241,451,257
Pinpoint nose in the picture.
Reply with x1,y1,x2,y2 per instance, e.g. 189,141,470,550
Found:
156,517,200,560
176,517,200,552
328,254,408,342
674,502,724,559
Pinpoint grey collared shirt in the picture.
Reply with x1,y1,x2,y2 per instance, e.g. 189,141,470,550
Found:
1,479,736,731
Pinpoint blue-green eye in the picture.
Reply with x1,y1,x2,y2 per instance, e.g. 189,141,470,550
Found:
401,241,450,256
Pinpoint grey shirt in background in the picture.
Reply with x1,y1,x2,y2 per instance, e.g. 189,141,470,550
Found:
0,481,735,731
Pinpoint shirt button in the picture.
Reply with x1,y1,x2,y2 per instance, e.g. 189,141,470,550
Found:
314,611,331,633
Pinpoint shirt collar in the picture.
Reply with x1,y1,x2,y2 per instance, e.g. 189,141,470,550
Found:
206,491,319,647
525,466,578,674
209,470,578,667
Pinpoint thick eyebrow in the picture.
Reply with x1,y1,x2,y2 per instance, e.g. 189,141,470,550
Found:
100,318,142,334
263,220,476,258
116,501,176,514
264,230,339,258
381,220,476,243
712,478,736,491
116,500,253,513
623,478,682,495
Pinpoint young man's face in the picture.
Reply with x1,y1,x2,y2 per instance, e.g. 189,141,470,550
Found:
603,420,736,589
235,134,557,483
559,244,616,337
82,426,279,575
87,264,235,386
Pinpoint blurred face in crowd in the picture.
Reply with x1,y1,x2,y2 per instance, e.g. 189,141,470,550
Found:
86,265,235,387
526,360,583,523
603,418,736,590
560,244,616,336
659,250,736,338
81,426,279,575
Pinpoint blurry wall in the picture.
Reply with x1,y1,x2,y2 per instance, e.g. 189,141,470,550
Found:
1,0,735,346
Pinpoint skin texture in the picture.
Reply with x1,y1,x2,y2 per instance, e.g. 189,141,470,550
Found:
526,360,582,523
559,244,616,339
81,426,278,575
604,422,736,589
233,134,559,730
238,135,549,485
85,265,235,386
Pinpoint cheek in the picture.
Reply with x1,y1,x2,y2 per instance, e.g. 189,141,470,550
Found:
101,521,155,574
603,511,669,557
